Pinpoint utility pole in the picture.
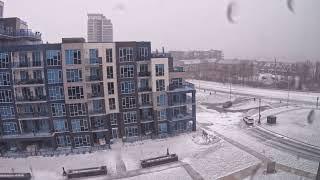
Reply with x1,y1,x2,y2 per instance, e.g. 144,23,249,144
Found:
274,58,277,89
317,162,320,180
229,68,232,100
287,79,290,108
317,97,319,109
258,98,261,124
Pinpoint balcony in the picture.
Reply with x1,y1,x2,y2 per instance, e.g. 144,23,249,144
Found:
12,61,42,68
168,82,195,91
15,78,44,85
138,71,151,77
87,92,104,99
16,95,47,103
86,57,102,65
88,108,106,115
171,98,193,106
86,75,103,82
140,102,153,108
172,113,193,121
141,116,154,123
18,112,49,119
138,87,152,92
0,28,42,41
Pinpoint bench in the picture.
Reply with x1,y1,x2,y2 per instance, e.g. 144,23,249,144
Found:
141,154,178,168
64,166,107,179
0,173,31,180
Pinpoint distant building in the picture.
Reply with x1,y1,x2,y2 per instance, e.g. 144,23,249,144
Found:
0,1,3,18
87,14,113,42
0,17,42,47
170,49,223,61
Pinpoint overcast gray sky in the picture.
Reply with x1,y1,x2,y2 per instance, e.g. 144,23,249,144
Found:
3,0,320,61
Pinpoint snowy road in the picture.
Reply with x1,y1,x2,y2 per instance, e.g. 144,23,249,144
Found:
189,80,320,106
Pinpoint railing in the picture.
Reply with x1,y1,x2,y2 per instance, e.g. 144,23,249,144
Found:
141,116,154,122
17,112,49,119
140,102,153,107
86,57,102,65
88,108,106,115
16,95,47,102
151,53,172,58
138,71,151,77
86,75,103,82
172,113,193,121
87,93,104,98
168,82,195,91
12,61,42,68
0,28,42,40
171,98,193,106
15,78,44,85
138,87,152,92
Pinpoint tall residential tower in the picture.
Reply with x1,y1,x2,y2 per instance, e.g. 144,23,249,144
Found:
0,1,4,18
87,14,113,42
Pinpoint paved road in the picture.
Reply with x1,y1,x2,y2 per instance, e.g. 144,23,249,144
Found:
190,80,320,106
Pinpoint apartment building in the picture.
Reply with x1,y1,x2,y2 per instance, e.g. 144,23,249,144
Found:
87,14,113,42
0,38,196,151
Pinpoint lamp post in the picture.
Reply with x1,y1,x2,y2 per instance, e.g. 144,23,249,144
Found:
287,79,290,108
258,98,261,124
317,97,319,109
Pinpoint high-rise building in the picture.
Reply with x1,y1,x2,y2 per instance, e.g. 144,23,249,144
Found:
87,14,113,42
0,1,4,18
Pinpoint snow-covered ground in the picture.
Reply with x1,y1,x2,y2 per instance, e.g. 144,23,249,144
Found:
1,80,319,180
260,108,320,147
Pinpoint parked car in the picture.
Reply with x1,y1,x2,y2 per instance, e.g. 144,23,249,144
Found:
222,101,232,108
243,116,254,125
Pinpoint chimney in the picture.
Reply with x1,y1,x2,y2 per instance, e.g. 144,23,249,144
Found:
162,47,165,54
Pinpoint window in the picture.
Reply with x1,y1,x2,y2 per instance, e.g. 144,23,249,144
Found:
56,135,72,147
71,118,89,132
33,70,42,80
46,50,61,66
48,86,64,100
91,117,105,129
171,78,183,86
0,52,10,68
123,111,137,124
121,81,135,94
141,94,151,105
109,98,116,110
156,79,165,91
0,90,12,103
139,47,149,60
0,106,15,119
155,64,165,76
157,109,167,120
68,86,84,99
0,72,10,85
53,119,68,132
92,100,105,113
107,82,114,95
3,122,18,135
110,113,117,125
140,79,149,89
89,49,99,63
91,83,103,97
47,69,62,84
158,123,168,133
51,103,66,117
65,49,81,65
69,103,87,117
106,48,113,63
119,47,133,62
32,51,41,66
66,69,82,82
120,65,134,78
122,96,136,109
125,126,138,137
140,64,148,72
74,135,91,147
157,94,166,106
106,66,113,78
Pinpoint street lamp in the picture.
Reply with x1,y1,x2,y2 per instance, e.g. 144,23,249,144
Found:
258,98,261,124
317,97,319,109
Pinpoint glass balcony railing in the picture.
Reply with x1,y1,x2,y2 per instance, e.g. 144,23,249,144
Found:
168,82,195,91
0,28,42,40
12,61,42,68
138,71,151,77
86,75,103,82
15,78,44,85
16,95,47,102
138,87,152,92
